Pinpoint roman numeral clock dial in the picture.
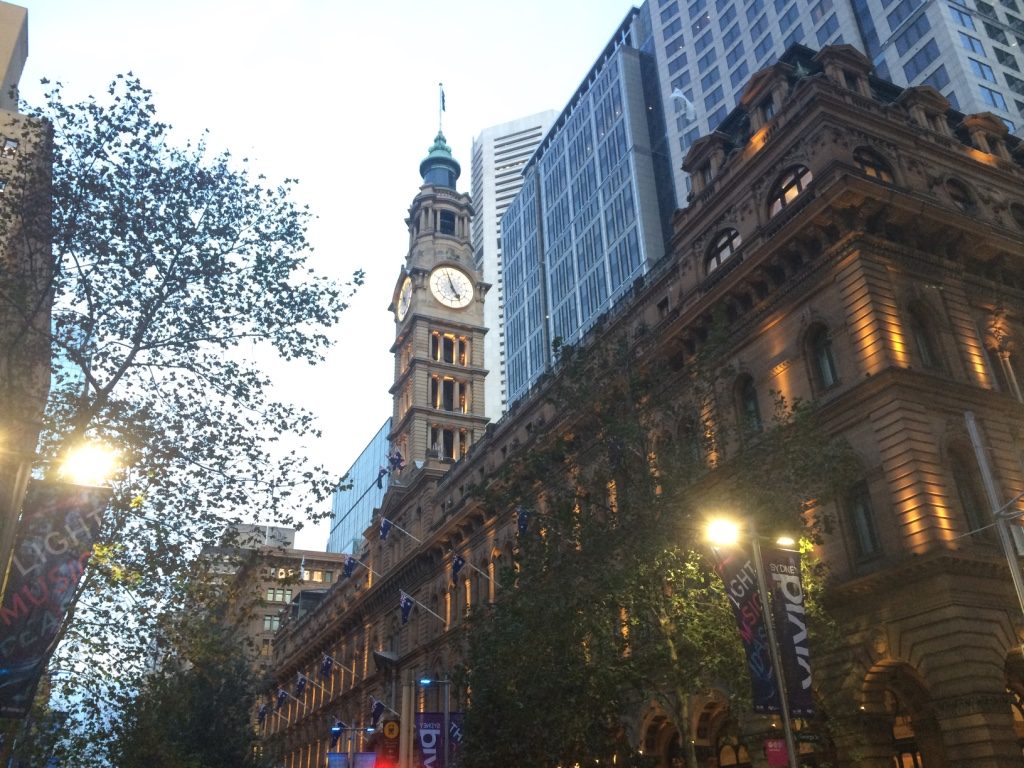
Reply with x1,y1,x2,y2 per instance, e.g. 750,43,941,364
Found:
429,266,474,309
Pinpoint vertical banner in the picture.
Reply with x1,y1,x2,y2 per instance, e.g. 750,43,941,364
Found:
763,546,815,717
0,480,109,718
714,547,780,713
415,712,464,768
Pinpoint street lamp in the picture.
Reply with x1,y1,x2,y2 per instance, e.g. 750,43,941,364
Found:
329,721,375,768
418,677,451,768
707,517,799,768
59,441,119,486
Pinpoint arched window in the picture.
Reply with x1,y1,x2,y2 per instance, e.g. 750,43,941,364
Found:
945,178,974,211
807,324,839,390
768,165,813,217
853,147,894,183
949,447,990,538
705,228,742,275
736,375,762,433
907,302,942,370
846,480,881,559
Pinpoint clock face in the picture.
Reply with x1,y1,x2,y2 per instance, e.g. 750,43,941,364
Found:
396,276,413,320
429,266,474,309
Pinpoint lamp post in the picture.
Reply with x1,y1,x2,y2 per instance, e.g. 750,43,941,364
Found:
707,518,799,768
329,721,375,768
418,677,451,768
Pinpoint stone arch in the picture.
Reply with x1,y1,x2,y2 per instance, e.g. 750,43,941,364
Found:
860,660,947,768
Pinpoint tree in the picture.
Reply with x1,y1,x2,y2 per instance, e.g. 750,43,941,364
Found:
0,75,361,763
459,331,857,768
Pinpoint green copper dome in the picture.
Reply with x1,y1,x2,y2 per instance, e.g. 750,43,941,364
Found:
419,131,461,188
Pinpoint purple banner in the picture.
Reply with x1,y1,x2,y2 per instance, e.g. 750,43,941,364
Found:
415,711,464,768
0,480,109,718
715,547,780,713
763,546,815,717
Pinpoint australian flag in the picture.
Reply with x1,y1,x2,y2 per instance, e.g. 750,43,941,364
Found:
451,553,465,585
516,506,529,536
257,703,268,725
343,555,357,578
320,654,333,678
370,698,386,727
295,674,307,698
276,688,288,711
400,590,414,625
380,517,393,541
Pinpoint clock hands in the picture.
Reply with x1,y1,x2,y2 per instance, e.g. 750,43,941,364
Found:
446,272,461,301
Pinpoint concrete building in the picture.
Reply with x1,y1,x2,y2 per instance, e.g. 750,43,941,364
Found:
262,43,1024,768
502,7,678,405
327,418,391,554
470,111,558,420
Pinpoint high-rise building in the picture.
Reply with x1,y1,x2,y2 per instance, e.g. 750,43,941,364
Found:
326,418,391,554
502,7,678,405
471,111,557,420
649,0,1024,205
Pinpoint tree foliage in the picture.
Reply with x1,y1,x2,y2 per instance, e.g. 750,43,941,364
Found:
460,332,858,768
0,75,361,762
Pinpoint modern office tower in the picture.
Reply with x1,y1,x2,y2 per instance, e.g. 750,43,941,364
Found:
326,418,391,554
648,0,1024,204
471,111,557,420
502,7,678,406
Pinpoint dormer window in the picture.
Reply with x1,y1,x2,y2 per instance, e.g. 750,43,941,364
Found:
705,228,742,275
768,165,813,217
853,147,894,183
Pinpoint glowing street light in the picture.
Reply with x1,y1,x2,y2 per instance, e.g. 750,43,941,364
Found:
706,516,799,768
59,442,119,486
418,677,452,768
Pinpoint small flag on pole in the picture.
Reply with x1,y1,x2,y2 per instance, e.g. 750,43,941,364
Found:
451,553,465,585
440,82,446,112
516,506,529,536
295,673,307,698
320,654,333,678
258,703,268,725
370,698,386,727
400,590,414,625
343,555,357,578
276,688,287,710
330,719,345,748
380,518,393,541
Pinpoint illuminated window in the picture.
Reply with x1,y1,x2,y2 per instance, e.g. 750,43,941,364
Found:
2,138,16,156
430,376,470,412
853,147,894,183
845,481,880,558
807,324,839,390
768,165,813,217
705,228,742,275
431,331,469,365
430,426,469,460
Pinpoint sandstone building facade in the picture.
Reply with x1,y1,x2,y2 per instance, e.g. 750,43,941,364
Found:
265,44,1024,768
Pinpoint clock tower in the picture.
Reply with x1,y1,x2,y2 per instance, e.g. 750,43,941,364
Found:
388,131,489,467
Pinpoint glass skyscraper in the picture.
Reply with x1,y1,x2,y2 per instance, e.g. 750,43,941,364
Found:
326,418,391,554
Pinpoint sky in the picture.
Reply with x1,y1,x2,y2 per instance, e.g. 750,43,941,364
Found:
19,0,638,549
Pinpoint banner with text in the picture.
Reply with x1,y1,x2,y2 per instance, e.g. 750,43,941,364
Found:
0,480,109,717
715,546,780,713
415,711,464,768
763,546,815,716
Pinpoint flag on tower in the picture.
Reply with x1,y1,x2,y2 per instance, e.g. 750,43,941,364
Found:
295,673,307,698
258,703,268,725
440,83,446,112
320,654,333,678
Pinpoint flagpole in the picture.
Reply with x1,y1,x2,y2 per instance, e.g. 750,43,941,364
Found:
438,81,444,131
346,554,382,580
404,591,446,623
382,516,422,545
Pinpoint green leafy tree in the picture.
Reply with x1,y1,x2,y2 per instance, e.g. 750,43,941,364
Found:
0,75,361,763
460,332,858,768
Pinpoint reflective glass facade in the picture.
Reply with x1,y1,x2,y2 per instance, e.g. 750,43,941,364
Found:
326,418,391,554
